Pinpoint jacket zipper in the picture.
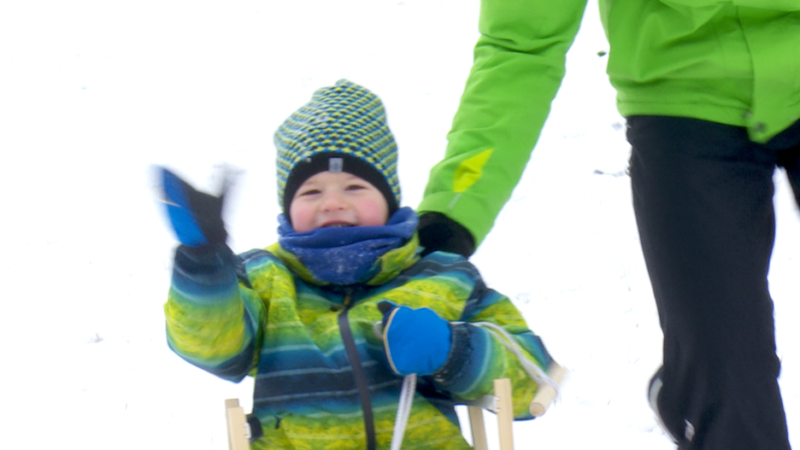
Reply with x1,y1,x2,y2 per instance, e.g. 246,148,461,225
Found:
337,287,376,450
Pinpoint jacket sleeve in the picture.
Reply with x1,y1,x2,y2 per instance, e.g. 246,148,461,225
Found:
664,0,800,9
418,0,588,246
164,244,267,382
431,262,555,420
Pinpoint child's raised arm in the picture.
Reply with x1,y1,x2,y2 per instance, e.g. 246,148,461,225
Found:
159,167,265,382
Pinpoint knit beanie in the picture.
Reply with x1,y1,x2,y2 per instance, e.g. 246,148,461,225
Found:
275,79,401,216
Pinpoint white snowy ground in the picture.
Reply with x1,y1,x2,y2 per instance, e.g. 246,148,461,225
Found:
1,1,797,449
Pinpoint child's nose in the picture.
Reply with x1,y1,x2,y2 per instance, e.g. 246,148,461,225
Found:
320,190,347,210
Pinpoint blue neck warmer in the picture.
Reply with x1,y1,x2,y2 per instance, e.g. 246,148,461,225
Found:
277,207,418,285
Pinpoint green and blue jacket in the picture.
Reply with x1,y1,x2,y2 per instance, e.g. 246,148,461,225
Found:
165,235,553,449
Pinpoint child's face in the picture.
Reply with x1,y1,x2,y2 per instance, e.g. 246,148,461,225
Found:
289,171,389,233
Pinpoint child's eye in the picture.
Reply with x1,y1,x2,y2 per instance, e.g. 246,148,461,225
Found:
298,189,321,196
346,184,366,191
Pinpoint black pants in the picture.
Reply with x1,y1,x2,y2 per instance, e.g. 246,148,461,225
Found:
627,116,800,450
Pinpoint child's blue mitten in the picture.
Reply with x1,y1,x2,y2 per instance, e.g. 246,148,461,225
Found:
377,300,452,376
159,167,228,247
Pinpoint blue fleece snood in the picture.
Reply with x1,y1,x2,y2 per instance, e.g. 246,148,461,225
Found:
277,207,418,285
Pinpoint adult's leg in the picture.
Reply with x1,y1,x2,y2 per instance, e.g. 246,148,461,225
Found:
627,116,791,450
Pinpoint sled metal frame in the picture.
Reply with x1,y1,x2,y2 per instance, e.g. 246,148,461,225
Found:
225,364,565,450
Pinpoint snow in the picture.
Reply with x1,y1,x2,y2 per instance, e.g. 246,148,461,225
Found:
1,1,797,448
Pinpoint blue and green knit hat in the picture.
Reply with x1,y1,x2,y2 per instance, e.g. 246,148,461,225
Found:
275,79,401,215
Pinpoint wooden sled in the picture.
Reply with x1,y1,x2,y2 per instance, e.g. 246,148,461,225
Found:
467,363,567,450
225,364,566,450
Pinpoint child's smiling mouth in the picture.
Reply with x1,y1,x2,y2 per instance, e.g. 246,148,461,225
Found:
322,222,354,228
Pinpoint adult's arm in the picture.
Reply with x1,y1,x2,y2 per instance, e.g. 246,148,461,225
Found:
419,0,589,248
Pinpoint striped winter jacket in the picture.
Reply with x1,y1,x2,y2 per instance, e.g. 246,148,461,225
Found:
165,234,553,450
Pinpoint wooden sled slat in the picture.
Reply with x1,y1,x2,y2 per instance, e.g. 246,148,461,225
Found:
467,378,515,450
225,398,250,450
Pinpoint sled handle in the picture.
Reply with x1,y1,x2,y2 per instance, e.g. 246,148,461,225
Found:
529,363,567,417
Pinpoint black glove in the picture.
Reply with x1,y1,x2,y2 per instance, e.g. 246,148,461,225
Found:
417,212,475,258
159,167,229,247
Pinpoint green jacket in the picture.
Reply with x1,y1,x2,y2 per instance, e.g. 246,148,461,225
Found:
419,0,800,246
165,236,553,449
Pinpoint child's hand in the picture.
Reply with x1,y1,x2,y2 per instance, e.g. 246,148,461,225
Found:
158,167,229,247
377,300,452,376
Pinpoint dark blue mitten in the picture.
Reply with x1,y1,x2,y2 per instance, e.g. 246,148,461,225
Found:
378,300,452,376
160,167,228,247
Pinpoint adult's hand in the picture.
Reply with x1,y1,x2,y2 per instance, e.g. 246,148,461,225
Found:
417,212,475,258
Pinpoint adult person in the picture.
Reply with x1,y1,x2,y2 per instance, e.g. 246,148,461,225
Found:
416,1,800,449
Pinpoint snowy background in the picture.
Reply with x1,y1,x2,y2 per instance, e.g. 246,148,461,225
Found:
1,1,797,448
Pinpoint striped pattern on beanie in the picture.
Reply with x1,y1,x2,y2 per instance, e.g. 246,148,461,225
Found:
274,79,400,213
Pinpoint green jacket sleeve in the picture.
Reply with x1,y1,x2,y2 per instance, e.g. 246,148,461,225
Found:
663,0,800,9
419,0,589,246
164,245,266,382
